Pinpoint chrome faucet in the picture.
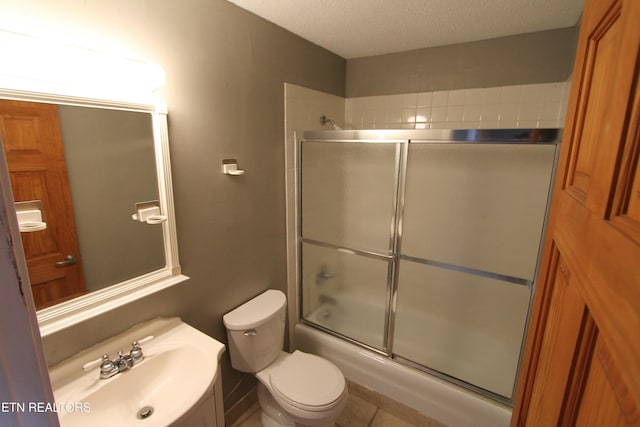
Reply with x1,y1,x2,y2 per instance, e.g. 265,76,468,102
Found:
83,335,154,379
114,351,134,373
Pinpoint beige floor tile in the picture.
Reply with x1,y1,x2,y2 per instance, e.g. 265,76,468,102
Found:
336,393,378,427
370,409,416,427
346,380,445,427
231,404,262,427
230,382,446,427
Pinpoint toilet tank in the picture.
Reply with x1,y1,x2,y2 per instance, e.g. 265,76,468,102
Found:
223,289,287,373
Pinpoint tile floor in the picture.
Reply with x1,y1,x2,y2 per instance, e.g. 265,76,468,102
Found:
230,380,445,427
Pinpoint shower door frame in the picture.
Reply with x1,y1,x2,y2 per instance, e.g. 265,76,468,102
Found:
296,129,561,405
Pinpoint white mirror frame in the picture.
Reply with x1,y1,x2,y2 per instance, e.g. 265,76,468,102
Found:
0,88,188,337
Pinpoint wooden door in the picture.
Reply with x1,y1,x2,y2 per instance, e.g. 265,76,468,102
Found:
0,100,86,309
511,0,640,425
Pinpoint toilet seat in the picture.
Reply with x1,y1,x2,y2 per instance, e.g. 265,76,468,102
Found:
269,351,345,412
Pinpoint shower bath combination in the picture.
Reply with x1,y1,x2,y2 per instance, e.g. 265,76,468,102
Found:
294,128,561,425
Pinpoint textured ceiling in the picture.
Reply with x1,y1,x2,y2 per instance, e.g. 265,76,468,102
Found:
226,0,584,59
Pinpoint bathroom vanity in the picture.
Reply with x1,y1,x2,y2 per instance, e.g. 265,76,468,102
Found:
48,318,225,427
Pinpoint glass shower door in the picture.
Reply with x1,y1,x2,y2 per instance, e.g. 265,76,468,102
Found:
393,143,557,399
300,140,400,351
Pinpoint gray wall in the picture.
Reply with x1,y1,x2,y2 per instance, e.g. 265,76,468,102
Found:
58,106,164,292
33,0,345,411
346,27,580,97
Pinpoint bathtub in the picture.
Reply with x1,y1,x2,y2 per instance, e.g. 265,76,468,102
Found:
295,299,513,427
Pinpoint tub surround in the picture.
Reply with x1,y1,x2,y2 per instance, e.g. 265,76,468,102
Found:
281,84,566,427
289,127,558,420
345,81,570,130
285,81,568,356
285,80,571,137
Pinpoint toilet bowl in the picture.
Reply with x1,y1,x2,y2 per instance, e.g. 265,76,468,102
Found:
223,290,347,426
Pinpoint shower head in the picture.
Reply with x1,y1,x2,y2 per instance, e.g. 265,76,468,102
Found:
320,115,342,130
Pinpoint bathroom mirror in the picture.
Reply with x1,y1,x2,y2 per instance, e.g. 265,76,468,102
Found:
0,89,186,336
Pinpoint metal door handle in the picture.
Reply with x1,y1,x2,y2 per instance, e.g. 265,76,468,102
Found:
55,254,77,267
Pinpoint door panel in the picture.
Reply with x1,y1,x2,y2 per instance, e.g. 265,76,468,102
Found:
522,247,586,426
566,2,621,204
300,141,399,253
610,85,640,244
512,0,640,425
394,259,531,398
401,143,555,281
570,337,639,426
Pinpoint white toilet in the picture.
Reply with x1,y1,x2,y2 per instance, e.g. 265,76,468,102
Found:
223,289,347,427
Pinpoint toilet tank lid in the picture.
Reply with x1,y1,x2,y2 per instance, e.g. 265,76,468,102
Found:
223,289,286,330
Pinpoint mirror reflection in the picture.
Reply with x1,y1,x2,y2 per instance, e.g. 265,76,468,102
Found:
0,99,165,309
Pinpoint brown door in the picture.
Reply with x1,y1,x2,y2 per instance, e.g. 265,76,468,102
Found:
511,0,640,425
0,100,86,309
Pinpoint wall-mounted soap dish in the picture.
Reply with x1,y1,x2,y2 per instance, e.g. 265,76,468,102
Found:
15,200,47,232
222,158,245,176
131,200,167,224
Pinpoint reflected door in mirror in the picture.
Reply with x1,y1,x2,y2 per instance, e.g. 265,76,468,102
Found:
0,100,86,308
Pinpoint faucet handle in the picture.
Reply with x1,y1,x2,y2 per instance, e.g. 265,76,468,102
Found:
130,335,154,363
99,354,117,376
82,354,111,371
134,335,155,346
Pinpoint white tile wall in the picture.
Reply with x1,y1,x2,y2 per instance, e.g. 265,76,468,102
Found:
285,83,346,137
345,82,572,130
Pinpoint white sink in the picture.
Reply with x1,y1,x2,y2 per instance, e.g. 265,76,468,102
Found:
49,317,225,427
